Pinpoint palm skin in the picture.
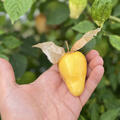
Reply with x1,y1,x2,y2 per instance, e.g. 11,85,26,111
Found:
0,50,104,120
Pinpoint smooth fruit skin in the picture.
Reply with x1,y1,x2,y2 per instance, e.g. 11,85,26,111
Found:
58,51,87,96
35,14,49,34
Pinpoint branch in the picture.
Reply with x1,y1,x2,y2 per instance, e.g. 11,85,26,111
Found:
110,16,120,23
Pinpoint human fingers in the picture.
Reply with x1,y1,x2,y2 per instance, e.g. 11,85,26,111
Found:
0,58,17,95
86,50,99,63
79,65,104,107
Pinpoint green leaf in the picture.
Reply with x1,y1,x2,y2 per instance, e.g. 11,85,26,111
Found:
109,73,118,91
97,88,120,110
113,4,120,17
20,37,39,58
17,71,36,84
91,0,112,27
111,0,119,8
4,0,35,23
69,0,87,19
0,45,9,54
0,1,5,11
78,115,86,120
0,54,9,61
100,108,120,120
94,38,110,57
97,76,108,89
109,35,120,51
104,98,120,110
110,23,120,30
44,1,69,25
75,33,83,40
0,30,5,35
10,54,27,78
3,36,22,49
89,100,99,120
72,20,95,33
0,15,6,26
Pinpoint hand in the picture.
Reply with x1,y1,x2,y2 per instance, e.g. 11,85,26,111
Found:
0,50,104,120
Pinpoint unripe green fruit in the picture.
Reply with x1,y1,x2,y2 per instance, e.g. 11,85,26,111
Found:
65,29,75,40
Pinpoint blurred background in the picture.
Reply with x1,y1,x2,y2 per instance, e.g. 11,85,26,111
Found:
0,0,120,119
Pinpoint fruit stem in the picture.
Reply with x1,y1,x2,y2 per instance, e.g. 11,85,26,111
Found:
110,16,120,23
65,41,70,52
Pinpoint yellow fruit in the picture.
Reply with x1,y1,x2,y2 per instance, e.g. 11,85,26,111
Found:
35,14,49,34
58,51,87,96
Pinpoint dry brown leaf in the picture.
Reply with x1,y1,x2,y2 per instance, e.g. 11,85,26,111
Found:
33,42,65,64
71,28,101,52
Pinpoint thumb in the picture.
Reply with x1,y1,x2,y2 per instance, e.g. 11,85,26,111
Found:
0,58,16,88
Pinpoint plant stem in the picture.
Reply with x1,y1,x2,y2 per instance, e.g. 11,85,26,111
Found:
65,41,69,52
87,4,91,15
110,16,120,23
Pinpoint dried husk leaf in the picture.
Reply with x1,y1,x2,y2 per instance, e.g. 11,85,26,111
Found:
71,28,101,52
33,42,65,64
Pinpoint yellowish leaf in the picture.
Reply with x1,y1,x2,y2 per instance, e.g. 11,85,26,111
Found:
33,42,65,64
71,28,101,51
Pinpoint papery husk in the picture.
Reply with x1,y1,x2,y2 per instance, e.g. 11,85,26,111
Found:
33,42,65,64
71,28,101,52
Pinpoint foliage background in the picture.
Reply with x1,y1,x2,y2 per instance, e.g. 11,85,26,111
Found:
0,0,120,119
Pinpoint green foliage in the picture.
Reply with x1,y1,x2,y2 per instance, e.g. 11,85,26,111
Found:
91,0,112,27
44,1,69,25
111,0,119,7
0,0,120,120
110,22,120,30
10,54,28,78
3,36,22,49
4,0,35,23
94,38,110,57
0,1,5,11
0,54,9,61
72,20,96,33
17,71,36,84
109,35,120,51
65,29,75,40
0,15,6,26
89,99,100,120
113,4,120,17
20,37,39,58
100,108,120,120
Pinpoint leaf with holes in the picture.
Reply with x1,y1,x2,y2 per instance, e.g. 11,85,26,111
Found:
91,0,112,27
